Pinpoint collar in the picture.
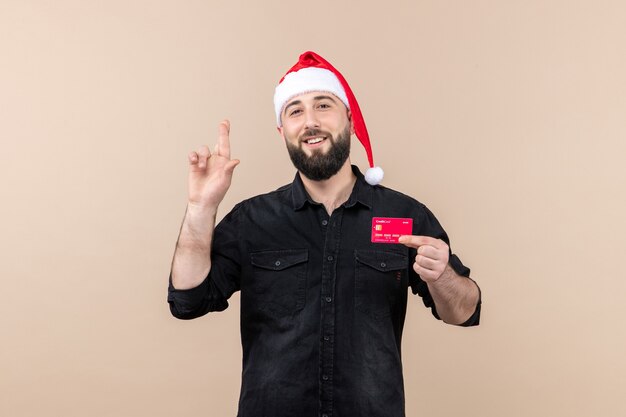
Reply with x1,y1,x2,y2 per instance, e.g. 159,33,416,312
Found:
291,165,373,211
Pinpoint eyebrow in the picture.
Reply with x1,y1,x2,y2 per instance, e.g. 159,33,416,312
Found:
283,95,339,116
283,100,302,116
313,94,338,103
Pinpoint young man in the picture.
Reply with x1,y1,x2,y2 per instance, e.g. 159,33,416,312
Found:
168,51,481,417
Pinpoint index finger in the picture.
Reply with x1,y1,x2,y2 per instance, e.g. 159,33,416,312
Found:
217,119,231,159
398,235,444,249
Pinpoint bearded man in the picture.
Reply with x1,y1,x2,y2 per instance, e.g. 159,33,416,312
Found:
168,51,481,417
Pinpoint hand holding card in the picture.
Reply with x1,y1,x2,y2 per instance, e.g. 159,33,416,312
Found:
397,235,450,282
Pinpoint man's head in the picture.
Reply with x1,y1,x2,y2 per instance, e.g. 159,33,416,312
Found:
281,91,352,181
273,51,384,185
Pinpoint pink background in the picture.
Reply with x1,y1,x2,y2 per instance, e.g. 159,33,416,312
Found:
1,1,625,416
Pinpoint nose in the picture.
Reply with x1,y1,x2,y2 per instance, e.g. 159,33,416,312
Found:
303,108,320,129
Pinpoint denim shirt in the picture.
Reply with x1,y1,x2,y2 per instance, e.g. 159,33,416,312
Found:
168,165,481,417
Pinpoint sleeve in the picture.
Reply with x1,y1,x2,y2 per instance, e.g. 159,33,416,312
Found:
408,204,481,327
167,203,243,320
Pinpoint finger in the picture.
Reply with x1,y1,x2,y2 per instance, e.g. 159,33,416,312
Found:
414,254,439,271
398,235,445,250
188,151,199,165
196,145,211,169
417,245,446,261
412,262,438,282
224,159,240,175
217,119,231,159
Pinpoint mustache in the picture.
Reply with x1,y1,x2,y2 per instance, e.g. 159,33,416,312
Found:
299,128,332,141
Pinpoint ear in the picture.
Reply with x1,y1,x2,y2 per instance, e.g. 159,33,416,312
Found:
347,110,355,135
277,126,286,141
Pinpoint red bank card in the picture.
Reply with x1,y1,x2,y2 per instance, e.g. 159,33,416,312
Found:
371,217,413,244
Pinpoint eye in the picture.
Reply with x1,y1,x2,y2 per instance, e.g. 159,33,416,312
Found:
288,108,302,117
318,103,331,109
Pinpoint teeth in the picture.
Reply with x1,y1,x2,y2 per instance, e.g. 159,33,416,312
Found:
307,137,324,144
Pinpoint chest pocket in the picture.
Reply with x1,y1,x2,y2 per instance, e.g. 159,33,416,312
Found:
354,250,407,319
250,249,308,317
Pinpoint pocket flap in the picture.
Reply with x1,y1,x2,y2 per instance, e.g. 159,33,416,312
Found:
251,249,309,271
355,250,407,272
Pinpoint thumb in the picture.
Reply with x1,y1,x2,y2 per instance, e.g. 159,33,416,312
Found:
224,159,240,175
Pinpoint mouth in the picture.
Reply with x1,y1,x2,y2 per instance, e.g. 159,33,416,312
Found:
302,136,327,147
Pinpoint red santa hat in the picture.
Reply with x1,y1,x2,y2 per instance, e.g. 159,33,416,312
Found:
273,51,384,186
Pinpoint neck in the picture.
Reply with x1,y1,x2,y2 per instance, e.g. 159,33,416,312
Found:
300,161,357,215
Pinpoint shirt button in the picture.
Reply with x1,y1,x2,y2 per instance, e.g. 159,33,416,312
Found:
322,375,329,381
324,336,330,341
327,255,334,261
380,262,386,268
325,296,332,303
275,260,281,266
322,220,328,226
322,414,329,417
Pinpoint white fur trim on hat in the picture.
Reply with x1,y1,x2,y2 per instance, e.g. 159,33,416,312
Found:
274,67,350,126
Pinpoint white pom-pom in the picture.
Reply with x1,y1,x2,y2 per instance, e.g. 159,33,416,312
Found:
364,166,384,185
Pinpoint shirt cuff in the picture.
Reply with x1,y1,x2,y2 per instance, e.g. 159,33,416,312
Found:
167,274,211,319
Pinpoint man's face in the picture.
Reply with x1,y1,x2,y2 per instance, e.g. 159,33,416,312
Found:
280,92,353,181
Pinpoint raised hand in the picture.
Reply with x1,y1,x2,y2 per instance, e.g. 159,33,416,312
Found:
188,120,240,209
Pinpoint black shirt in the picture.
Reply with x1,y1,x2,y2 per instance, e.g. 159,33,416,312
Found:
168,165,481,417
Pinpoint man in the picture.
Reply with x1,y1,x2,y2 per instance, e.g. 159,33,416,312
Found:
168,51,481,417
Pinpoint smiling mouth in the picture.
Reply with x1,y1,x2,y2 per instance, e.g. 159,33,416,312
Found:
303,136,327,145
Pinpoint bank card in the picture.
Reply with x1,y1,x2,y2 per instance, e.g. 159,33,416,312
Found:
371,217,413,243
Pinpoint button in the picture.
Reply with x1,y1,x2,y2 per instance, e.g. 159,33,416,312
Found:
322,414,329,417
322,375,329,381
325,296,332,303
380,262,386,268
322,220,328,226
275,260,281,266
324,336,330,341
327,255,334,261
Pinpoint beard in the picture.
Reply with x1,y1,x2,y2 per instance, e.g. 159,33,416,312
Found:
285,125,351,181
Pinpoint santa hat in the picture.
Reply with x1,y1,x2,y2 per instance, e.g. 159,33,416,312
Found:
273,51,384,186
